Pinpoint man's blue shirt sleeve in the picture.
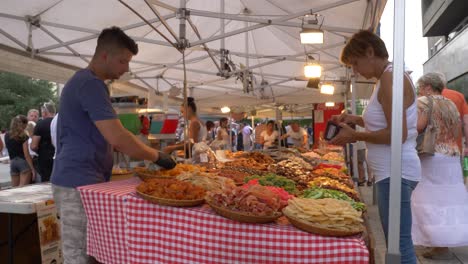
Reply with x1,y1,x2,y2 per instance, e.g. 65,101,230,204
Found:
78,79,117,122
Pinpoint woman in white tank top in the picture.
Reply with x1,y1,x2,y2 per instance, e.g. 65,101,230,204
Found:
163,97,207,155
329,30,420,264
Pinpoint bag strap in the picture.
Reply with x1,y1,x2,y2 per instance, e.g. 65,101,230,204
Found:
427,96,434,127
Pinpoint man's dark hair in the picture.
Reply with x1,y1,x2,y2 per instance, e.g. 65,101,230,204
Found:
95,26,138,55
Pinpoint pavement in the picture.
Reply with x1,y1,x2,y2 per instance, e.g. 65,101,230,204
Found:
359,184,468,264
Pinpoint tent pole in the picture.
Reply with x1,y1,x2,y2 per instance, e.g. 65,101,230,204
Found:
179,0,190,160
351,77,358,182
245,20,249,68
387,0,405,262
220,0,225,51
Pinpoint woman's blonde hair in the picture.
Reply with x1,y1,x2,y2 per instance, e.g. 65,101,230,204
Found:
25,121,36,138
9,115,28,140
340,30,389,65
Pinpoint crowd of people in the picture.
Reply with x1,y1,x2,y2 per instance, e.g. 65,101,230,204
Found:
172,108,313,153
0,103,57,187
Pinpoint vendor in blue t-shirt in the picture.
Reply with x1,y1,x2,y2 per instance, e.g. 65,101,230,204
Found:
50,26,175,264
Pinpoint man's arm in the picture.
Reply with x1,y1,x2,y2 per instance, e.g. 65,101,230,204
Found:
95,119,159,161
302,134,308,147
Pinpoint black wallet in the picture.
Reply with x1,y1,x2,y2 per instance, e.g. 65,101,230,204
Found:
324,121,341,140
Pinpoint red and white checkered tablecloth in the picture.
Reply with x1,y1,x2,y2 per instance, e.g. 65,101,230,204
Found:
124,193,369,264
79,179,369,264
78,178,140,264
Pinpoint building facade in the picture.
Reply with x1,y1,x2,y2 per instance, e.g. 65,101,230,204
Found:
421,0,468,100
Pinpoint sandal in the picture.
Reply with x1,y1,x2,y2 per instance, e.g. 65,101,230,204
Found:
367,180,373,186
358,180,366,186
422,247,454,260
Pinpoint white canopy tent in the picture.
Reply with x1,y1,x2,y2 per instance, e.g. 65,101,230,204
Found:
0,1,414,263
0,0,384,116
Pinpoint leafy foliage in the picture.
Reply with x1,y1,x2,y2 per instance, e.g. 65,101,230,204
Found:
0,71,58,130
244,173,299,195
302,186,366,211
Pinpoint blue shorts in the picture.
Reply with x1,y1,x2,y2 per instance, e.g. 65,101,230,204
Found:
10,157,31,176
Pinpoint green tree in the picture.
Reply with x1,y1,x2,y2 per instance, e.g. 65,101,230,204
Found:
0,71,58,130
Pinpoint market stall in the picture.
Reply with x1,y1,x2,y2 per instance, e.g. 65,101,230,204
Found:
79,147,372,264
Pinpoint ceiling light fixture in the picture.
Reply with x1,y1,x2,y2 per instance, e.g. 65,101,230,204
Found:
320,83,335,95
221,106,231,113
300,14,324,44
300,29,324,44
304,63,322,78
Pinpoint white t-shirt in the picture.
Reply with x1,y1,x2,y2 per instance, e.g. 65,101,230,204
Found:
28,138,38,157
285,125,293,145
261,130,279,148
287,128,307,147
0,133,8,157
50,114,58,158
242,125,252,143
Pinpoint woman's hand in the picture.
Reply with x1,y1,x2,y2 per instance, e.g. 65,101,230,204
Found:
329,123,357,145
163,145,175,154
331,113,364,127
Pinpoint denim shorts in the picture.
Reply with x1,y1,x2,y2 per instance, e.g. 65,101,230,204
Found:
10,157,31,176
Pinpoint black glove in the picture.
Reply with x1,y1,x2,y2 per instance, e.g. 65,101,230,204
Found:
154,152,176,169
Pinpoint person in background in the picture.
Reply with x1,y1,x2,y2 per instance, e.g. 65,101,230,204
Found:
237,124,244,151
242,122,253,151
437,73,468,158
307,125,314,147
27,109,39,123
284,123,294,147
4,115,32,186
216,117,230,147
137,114,150,148
51,26,175,263
163,97,207,155
0,130,3,155
205,120,215,144
254,122,266,150
50,113,58,158
260,120,279,149
139,115,150,136
281,121,308,149
330,30,420,264
411,73,468,259
0,129,8,159
31,102,56,182
24,121,38,182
